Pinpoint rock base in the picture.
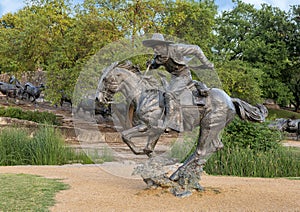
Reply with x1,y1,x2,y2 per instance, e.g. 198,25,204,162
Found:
133,155,205,198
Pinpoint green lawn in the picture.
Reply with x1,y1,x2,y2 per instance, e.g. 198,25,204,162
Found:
0,173,69,211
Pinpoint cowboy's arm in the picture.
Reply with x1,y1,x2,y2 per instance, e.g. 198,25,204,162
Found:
146,55,162,69
176,44,214,69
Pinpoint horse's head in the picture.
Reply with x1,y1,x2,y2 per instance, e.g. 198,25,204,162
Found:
39,83,45,90
97,62,142,103
9,75,16,84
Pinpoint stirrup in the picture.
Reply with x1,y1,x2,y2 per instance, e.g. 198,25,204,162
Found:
193,96,206,106
138,124,148,132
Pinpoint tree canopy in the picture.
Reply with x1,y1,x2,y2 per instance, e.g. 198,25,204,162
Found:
0,0,298,111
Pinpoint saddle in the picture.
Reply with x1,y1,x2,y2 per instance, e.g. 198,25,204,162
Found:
191,80,209,106
158,80,209,108
158,81,209,132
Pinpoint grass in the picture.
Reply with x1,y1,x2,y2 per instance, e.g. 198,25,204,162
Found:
204,146,300,177
267,108,300,120
83,147,115,164
169,120,300,178
0,126,112,166
168,130,198,162
0,173,68,211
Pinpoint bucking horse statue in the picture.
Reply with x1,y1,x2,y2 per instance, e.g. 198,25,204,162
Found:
0,81,18,102
97,62,268,196
22,82,45,104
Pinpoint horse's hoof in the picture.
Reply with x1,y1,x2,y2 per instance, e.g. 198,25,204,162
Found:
143,148,153,157
121,135,130,142
169,170,179,181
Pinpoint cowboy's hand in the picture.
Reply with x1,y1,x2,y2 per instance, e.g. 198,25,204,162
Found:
146,60,153,67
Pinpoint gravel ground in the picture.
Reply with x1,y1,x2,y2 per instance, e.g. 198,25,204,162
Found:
0,163,299,212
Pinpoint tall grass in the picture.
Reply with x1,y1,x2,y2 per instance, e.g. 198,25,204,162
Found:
27,126,73,165
205,146,300,177
169,118,300,178
0,128,30,165
169,130,197,162
83,147,115,164
0,126,103,165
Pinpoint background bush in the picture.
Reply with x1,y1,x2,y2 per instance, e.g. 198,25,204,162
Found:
221,118,282,152
0,106,60,125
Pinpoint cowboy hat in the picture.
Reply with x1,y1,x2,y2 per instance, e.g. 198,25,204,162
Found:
142,33,174,47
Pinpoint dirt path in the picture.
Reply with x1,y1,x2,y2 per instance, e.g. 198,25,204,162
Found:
0,164,299,212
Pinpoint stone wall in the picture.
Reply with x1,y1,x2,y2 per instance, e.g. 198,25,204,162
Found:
0,70,46,86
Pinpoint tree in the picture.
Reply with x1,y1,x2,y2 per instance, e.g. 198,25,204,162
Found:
283,5,300,111
161,0,217,57
216,60,263,104
214,0,297,108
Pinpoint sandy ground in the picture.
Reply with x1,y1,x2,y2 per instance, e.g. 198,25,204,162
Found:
0,163,299,212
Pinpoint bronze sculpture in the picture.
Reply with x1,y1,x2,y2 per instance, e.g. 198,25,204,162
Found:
269,118,300,140
97,54,268,196
142,33,214,132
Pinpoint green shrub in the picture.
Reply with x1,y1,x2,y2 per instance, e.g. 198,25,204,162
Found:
221,118,282,152
0,106,60,125
267,108,300,120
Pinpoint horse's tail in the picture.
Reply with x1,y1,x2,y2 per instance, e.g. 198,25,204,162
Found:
231,98,268,122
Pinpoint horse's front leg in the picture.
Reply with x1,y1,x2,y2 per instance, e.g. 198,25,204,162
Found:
143,127,164,156
121,125,148,155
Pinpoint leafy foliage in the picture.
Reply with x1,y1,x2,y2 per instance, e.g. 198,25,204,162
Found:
215,1,299,109
221,118,282,152
216,60,263,104
0,0,299,110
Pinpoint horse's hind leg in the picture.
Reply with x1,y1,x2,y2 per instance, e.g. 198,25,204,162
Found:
195,107,235,158
170,107,235,181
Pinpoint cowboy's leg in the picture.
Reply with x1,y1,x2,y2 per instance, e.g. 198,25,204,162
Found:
162,76,189,132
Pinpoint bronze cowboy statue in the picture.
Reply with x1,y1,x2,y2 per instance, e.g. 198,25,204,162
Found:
142,33,212,133
97,34,268,197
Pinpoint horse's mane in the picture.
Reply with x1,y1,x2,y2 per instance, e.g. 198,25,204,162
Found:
116,61,161,90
